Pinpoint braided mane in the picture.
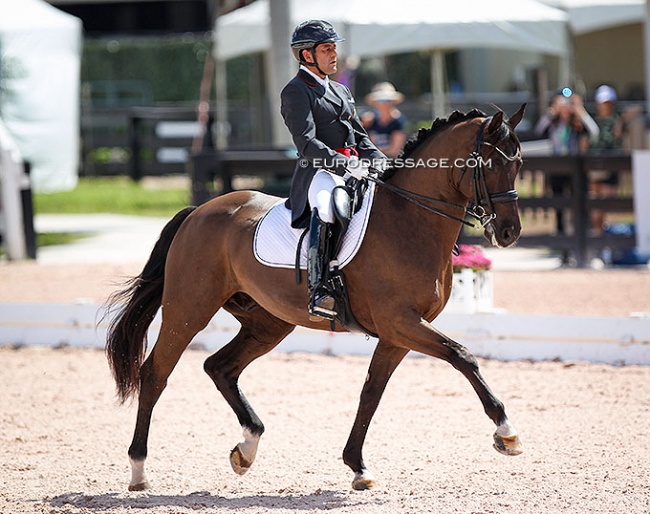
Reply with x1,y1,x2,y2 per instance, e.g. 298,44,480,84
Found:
382,108,486,180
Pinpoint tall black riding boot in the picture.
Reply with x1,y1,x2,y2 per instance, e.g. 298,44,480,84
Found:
308,208,336,321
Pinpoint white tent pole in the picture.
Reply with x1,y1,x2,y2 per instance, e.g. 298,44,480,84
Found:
0,124,27,260
214,57,229,150
630,0,650,254
559,22,573,89
267,0,293,148
430,49,447,119
645,0,650,145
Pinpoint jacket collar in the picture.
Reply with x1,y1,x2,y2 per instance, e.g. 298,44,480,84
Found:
297,68,322,87
299,65,328,87
297,69,342,107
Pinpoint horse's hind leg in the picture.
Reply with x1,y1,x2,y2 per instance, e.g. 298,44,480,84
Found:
127,333,191,489
127,300,223,491
204,296,295,476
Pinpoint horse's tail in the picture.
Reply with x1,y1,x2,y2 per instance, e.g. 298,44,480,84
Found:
104,206,196,404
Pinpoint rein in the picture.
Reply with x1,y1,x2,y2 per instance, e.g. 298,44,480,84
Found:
369,117,520,229
369,176,474,226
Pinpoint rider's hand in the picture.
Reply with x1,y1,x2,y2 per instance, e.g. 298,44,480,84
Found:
346,156,369,181
369,158,389,178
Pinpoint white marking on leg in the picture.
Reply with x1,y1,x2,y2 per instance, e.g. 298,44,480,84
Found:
129,457,147,489
238,427,260,464
352,470,376,490
493,418,523,456
230,427,261,475
496,419,517,437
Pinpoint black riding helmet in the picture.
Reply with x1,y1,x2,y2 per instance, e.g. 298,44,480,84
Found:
290,20,344,74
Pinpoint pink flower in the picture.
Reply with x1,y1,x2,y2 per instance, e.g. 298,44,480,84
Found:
452,244,492,272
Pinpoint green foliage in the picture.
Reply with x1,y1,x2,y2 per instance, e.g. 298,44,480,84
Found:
88,147,130,165
37,232,87,248
354,51,461,99
34,177,190,217
82,35,213,106
226,54,260,102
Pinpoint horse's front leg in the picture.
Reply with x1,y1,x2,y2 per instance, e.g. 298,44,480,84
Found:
389,315,523,456
343,341,409,490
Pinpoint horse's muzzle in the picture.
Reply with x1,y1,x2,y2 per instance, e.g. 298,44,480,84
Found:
485,220,521,248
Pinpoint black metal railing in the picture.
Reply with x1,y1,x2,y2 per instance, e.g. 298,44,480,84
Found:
78,106,636,268
190,152,635,268
459,154,634,266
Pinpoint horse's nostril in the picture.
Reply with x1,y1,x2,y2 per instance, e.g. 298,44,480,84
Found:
501,225,518,244
501,225,517,244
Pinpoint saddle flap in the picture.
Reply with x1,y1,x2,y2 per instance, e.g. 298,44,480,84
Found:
253,182,376,270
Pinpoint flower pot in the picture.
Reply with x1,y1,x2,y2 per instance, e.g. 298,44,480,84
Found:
445,269,493,313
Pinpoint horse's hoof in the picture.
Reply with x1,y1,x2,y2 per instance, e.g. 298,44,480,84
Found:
230,445,253,475
128,481,150,491
493,433,523,456
351,471,376,490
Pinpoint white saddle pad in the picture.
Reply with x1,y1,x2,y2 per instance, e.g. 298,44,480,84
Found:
253,182,376,270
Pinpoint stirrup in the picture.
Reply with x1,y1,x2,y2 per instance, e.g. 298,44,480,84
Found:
309,290,336,321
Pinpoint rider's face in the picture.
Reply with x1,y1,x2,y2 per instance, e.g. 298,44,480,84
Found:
309,43,338,77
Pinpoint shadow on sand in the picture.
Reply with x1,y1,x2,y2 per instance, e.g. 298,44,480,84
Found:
44,489,382,512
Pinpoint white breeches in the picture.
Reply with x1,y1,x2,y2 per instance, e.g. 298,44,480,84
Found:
308,169,346,224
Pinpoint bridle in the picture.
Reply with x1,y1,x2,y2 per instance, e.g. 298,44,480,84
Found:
463,117,521,226
369,116,521,228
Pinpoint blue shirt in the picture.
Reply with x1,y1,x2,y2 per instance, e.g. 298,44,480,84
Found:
366,112,406,152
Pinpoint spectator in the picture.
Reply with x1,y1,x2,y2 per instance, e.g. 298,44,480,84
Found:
361,82,408,159
588,84,628,233
590,85,626,154
534,90,599,237
535,91,598,156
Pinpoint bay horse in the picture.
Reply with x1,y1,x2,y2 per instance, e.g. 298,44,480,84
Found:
105,105,526,491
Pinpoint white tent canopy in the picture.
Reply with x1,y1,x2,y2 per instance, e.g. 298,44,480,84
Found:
0,0,82,192
345,0,569,57
215,0,569,60
540,0,644,34
216,0,569,123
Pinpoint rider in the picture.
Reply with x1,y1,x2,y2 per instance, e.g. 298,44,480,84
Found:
281,19,387,322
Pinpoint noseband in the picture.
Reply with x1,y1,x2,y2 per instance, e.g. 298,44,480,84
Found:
370,116,521,228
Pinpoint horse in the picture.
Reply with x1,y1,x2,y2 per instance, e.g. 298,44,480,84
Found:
105,105,526,492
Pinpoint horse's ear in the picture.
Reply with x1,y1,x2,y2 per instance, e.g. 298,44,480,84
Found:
486,111,504,136
507,103,527,129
